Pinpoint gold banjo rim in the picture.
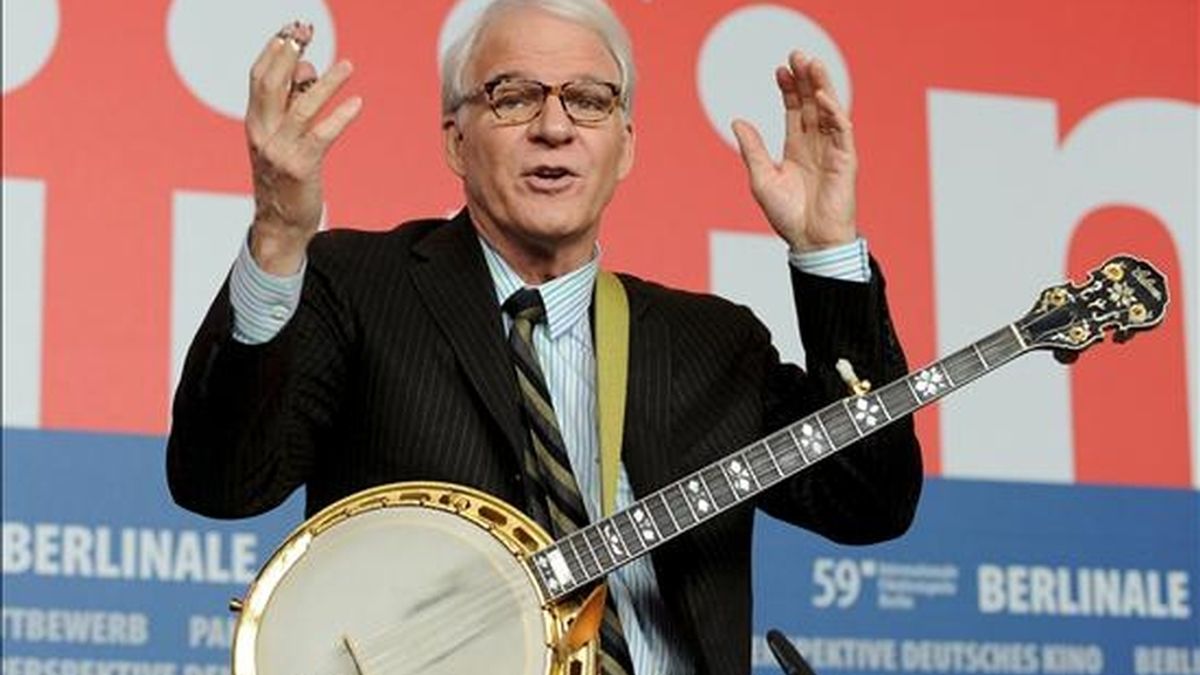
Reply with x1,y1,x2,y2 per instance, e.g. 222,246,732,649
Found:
230,481,590,675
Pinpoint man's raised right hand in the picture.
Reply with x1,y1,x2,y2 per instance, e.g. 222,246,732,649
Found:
245,21,361,275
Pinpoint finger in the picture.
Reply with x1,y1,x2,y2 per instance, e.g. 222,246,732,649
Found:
809,58,852,155
248,20,309,83
292,61,318,85
788,51,819,132
282,60,355,134
248,37,286,127
730,119,775,183
289,61,319,99
813,89,850,127
286,20,314,50
814,89,856,155
809,58,841,104
775,65,801,110
249,32,283,86
255,21,313,122
775,66,806,141
263,21,313,94
307,96,364,157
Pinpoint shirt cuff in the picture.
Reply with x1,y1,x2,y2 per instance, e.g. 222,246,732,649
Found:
788,238,871,282
229,231,305,344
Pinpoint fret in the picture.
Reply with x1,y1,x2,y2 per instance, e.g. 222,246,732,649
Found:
629,501,663,544
599,519,630,561
564,528,597,576
879,380,917,418
792,419,832,463
561,533,585,576
701,465,737,509
563,534,595,580
874,391,895,419
532,547,576,596
971,342,990,368
845,392,890,443
978,328,1009,360
909,363,951,402
528,553,553,595
682,473,717,519
614,511,646,554
771,430,806,473
1008,323,1029,351
818,406,858,448
529,554,551,594
722,452,759,498
945,345,987,386
742,450,764,488
814,412,835,449
873,391,892,417
570,528,598,578
940,363,956,387
902,376,921,404
843,394,888,437
665,483,698,527
980,326,1024,365
755,440,783,476
746,442,783,486
647,491,679,537
842,398,865,436
583,526,615,571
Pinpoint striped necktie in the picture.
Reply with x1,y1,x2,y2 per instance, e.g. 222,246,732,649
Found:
503,288,635,675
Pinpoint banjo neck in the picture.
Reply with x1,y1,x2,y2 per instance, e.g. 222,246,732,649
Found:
527,254,1168,602
529,324,1028,600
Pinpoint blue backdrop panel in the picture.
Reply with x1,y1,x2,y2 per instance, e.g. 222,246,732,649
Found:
2,428,301,671
751,479,1200,674
3,428,1198,674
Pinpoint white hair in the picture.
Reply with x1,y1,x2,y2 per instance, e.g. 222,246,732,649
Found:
440,0,636,117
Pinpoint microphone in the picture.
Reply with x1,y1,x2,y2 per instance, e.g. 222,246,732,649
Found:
766,629,818,675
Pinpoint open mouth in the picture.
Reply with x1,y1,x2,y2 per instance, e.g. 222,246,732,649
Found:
523,165,578,192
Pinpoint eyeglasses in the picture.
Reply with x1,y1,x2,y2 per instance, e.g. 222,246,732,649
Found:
463,77,623,125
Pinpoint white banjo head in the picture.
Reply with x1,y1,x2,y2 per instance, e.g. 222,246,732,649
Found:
231,483,571,675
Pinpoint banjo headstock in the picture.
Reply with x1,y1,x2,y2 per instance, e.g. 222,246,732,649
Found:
1018,255,1169,352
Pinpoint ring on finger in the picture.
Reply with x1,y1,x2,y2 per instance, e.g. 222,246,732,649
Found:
276,32,305,53
275,21,311,54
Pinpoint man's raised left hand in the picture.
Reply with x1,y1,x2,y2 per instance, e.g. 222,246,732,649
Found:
731,50,858,253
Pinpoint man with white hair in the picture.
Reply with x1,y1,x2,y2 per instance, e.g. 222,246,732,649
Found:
168,1,922,673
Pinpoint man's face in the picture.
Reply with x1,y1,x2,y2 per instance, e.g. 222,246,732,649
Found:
444,8,635,262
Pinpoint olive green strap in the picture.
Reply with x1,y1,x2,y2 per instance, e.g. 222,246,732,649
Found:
595,270,629,517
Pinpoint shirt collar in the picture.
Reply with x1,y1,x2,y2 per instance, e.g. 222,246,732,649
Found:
478,234,600,341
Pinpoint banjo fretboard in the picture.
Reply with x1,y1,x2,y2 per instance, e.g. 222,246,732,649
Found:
527,254,1167,602
529,325,1025,600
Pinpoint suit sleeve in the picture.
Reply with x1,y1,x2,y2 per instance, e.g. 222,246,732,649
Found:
165,239,355,519
757,258,923,544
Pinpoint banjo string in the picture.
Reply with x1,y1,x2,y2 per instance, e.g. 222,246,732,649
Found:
351,562,538,671
304,576,518,675
366,588,518,675
360,566,540,667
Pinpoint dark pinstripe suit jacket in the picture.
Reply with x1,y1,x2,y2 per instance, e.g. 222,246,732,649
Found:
167,211,921,675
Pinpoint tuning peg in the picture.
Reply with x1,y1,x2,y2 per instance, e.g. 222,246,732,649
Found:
1053,350,1080,365
1113,329,1134,344
835,358,872,396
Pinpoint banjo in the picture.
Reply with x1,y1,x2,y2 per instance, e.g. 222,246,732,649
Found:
227,255,1168,675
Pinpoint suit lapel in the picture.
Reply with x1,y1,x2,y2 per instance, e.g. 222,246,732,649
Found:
408,212,529,467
